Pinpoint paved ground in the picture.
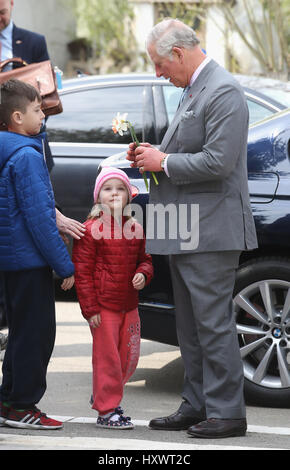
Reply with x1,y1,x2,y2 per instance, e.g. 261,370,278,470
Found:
1,300,290,454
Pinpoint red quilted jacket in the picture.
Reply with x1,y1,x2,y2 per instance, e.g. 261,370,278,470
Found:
72,215,153,320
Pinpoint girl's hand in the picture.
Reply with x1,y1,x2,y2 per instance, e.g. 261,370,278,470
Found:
89,314,101,328
61,275,74,290
132,273,146,290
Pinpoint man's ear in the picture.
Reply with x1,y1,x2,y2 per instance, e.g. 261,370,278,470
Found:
172,46,184,63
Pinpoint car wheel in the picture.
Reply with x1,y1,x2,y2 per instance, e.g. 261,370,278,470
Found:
234,257,290,407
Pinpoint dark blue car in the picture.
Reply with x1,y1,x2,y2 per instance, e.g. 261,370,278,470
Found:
1,73,288,407
45,74,290,407
101,108,290,407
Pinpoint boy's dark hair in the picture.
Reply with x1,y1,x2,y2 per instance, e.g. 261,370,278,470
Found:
0,79,42,128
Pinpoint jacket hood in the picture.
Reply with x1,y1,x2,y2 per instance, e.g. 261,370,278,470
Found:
0,131,45,173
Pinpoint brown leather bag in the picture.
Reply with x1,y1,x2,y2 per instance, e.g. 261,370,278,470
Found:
0,58,63,117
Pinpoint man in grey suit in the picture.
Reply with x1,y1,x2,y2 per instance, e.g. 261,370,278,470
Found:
127,19,258,439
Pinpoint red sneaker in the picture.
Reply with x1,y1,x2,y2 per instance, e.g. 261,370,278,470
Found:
6,407,63,430
0,401,10,426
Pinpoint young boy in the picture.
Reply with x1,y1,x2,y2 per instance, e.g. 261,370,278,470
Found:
0,79,75,430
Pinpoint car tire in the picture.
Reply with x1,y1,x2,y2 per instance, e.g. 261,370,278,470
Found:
234,256,290,407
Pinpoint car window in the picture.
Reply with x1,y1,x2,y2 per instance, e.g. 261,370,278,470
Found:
246,99,276,125
162,85,277,126
46,85,144,144
163,86,182,124
258,88,290,108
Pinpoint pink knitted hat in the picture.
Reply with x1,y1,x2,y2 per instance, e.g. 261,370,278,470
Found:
93,167,133,203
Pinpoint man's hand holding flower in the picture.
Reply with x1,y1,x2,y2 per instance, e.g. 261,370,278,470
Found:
135,145,168,173
127,142,167,173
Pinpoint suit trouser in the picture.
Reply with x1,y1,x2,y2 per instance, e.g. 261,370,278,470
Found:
90,307,140,415
169,250,246,419
0,267,56,409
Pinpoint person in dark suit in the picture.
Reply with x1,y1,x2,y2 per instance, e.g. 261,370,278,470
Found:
12,24,49,64
0,2,49,63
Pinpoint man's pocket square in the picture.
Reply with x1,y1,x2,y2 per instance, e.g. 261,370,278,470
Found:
181,110,196,121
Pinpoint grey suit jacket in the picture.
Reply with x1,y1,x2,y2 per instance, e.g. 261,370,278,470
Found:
146,59,258,255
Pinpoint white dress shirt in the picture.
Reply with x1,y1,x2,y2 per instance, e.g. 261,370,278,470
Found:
0,20,13,70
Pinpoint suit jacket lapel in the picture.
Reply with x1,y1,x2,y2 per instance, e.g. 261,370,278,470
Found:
159,60,218,152
12,25,23,59
160,85,205,152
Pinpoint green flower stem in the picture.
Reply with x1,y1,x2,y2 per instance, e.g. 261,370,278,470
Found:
151,172,159,185
128,123,139,146
128,122,158,191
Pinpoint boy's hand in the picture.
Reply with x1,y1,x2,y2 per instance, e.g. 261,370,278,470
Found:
61,275,74,290
132,273,146,290
89,314,101,328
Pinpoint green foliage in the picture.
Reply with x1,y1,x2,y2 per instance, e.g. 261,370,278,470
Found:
155,1,205,30
73,0,136,59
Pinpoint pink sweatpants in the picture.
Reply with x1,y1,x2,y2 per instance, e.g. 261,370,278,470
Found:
90,307,140,415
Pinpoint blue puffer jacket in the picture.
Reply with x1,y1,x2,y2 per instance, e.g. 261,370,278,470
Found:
0,131,74,278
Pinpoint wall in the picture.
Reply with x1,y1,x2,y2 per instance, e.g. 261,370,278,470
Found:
205,7,226,68
12,0,76,72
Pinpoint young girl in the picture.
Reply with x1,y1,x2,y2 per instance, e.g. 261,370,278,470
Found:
72,167,153,429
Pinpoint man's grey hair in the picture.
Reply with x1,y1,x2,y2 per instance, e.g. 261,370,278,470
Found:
146,18,200,58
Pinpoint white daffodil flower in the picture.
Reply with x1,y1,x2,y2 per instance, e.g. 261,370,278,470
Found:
112,112,128,136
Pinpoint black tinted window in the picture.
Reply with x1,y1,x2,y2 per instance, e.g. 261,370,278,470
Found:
46,85,144,143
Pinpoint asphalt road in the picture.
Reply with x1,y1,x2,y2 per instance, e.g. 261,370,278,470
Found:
1,299,290,453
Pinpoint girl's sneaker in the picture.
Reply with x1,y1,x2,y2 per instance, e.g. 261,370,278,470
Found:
0,401,10,426
96,409,134,429
5,407,63,430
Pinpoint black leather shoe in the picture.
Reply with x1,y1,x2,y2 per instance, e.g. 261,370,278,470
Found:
187,418,247,439
149,411,205,431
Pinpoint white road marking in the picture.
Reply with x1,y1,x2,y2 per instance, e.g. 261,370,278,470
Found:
0,433,283,451
1,417,289,450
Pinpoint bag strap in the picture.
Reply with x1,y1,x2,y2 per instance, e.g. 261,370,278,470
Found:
0,58,27,72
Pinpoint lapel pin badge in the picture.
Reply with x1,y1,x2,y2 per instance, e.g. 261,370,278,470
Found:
16,40,22,44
